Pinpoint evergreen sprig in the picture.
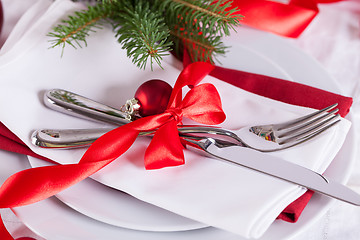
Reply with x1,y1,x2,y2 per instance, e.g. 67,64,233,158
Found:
113,0,172,69
160,0,239,36
48,3,113,51
48,0,242,69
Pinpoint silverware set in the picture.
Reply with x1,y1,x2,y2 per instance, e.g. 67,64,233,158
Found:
31,89,360,206
33,89,340,152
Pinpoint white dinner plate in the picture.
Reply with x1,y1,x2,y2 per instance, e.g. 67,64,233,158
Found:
0,150,237,240
28,156,207,232
10,26,356,240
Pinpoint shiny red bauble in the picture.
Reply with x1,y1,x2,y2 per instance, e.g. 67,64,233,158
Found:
134,79,173,117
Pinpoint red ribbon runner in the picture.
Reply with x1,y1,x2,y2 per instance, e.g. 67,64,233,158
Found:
233,0,344,37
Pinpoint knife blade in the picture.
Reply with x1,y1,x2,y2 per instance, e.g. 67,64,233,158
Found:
194,138,360,206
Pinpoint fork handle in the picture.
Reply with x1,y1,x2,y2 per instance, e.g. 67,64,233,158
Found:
31,128,114,148
31,126,245,149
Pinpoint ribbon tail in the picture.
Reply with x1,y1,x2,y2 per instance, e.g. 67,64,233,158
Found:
0,126,139,208
145,121,185,170
80,125,139,164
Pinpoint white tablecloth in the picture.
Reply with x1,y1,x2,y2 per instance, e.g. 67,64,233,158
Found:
0,0,359,239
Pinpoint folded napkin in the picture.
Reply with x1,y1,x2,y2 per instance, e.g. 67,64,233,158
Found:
0,0,53,55
0,123,51,162
0,0,353,238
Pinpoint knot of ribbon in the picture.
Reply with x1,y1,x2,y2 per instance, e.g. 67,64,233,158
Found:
165,108,183,123
0,62,225,208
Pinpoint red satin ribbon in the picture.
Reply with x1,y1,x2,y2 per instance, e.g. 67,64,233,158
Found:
0,62,225,208
233,0,344,37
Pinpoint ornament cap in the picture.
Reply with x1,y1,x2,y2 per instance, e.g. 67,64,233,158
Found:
124,98,141,120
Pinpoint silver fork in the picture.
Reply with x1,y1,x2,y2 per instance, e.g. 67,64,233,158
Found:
31,89,341,152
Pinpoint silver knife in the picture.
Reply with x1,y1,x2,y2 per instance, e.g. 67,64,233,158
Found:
188,137,360,206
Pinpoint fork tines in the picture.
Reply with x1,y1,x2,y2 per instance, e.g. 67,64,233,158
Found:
276,104,341,145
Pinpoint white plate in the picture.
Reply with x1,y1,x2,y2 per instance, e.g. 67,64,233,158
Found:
28,156,207,232
10,26,356,240
0,151,237,240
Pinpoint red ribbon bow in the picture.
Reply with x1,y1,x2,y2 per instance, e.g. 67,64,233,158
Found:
0,62,225,208
88,61,226,170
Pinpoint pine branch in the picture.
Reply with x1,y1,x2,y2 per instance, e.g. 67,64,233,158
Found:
163,0,240,63
170,27,226,64
112,0,172,69
47,0,242,69
160,0,241,36
47,2,116,51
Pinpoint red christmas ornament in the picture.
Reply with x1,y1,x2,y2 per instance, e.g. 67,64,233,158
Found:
133,79,173,117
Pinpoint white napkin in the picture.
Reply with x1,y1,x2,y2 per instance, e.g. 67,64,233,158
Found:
0,0,52,54
0,0,351,238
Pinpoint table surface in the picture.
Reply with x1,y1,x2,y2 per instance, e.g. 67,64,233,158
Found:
0,0,359,239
